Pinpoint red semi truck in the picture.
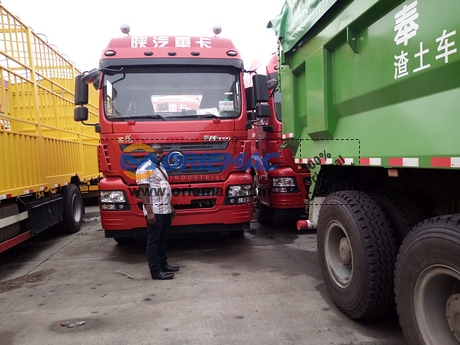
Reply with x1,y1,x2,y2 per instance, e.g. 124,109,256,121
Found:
74,26,269,242
247,54,309,225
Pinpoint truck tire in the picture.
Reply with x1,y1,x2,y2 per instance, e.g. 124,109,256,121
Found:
395,215,460,345
62,184,84,234
114,237,135,245
229,230,244,238
257,197,274,226
371,189,429,244
317,190,398,319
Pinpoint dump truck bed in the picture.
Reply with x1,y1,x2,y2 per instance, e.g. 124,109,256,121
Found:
270,0,460,168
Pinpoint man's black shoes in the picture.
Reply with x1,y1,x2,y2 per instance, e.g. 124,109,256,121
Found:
151,271,174,280
150,264,179,279
161,264,180,272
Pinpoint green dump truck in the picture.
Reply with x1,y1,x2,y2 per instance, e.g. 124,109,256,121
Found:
269,1,460,344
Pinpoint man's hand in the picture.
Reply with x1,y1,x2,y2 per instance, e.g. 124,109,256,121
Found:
146,212,156,225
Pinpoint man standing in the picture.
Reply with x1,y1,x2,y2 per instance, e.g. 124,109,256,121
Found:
136,144,179,280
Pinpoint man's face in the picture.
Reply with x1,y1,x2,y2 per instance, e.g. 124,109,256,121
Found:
153,148,164,163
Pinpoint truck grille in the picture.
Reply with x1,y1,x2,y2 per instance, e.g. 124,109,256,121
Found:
120,142,232,175
120,142,229,152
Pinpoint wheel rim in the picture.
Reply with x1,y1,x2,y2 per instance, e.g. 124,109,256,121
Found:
71,194,83,223
415,265,460,344
324,220,353,288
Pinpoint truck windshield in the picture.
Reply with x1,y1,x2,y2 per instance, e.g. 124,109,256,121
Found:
103,66,241,121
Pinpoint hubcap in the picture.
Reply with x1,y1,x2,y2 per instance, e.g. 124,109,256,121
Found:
415,265,460,344
324,221,353,288
339,237,351,267
71,194,83,222
446,294,460,342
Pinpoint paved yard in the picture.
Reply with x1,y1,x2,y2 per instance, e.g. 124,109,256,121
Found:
0,207,406,345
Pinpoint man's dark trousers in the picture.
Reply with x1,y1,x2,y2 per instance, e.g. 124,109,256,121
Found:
146,213,172,274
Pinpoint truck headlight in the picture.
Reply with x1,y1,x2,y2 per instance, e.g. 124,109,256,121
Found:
271,177,298,193
225,184,253,204
227,185,252,197
100,191,130,210
272,177,296,187
100,191,126,203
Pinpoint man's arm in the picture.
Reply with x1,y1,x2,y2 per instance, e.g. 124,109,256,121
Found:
139,183,156,224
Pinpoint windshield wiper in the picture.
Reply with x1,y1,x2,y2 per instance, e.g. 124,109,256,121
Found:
170,113,222,119
118,114,167,121
152,113,167,121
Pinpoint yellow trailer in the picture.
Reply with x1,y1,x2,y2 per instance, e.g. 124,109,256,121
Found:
0,5,99,253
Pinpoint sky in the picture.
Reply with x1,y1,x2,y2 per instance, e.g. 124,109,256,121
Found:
4,0,285,72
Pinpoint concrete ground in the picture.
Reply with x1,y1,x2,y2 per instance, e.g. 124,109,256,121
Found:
0,206,407,345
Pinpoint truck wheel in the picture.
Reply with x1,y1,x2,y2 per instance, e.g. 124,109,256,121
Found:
114,237,135,245
371,189,429,244
395,215,460,345
229,230,244,238
257,197,274,226
62,184,84,233
317,190,398,319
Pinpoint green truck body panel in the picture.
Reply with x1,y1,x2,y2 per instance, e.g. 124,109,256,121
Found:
270,0,460,169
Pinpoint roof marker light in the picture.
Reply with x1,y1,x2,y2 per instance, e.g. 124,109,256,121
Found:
105,50,116,56
144,51,153,56
168,52,177,56
191,51,200,56
120,24,130,35
226,50,237,56
213,25,222,36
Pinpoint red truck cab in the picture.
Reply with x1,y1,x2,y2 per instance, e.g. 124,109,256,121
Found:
248,55,309,225
75,26,269,242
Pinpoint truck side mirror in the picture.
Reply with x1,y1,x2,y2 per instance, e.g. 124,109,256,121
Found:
256,103,270,118
74,70,99,129
267,78,278,91
81,68,100,89
245,87,255,111
74,106,88,122
252,74,269,103
75,74,89,105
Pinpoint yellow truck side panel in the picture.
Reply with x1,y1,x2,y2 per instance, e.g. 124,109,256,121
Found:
0,6,99,200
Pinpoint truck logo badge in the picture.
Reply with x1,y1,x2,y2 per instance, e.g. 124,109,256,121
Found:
167,151,185,170
204,135,231,141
